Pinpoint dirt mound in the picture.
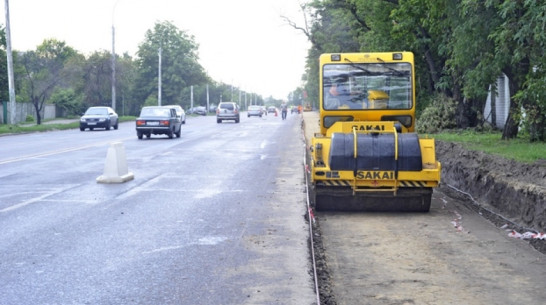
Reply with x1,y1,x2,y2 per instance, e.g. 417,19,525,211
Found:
436,141,546,233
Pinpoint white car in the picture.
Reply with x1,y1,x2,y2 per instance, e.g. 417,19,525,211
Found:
247,105,263,117
165,105,186,124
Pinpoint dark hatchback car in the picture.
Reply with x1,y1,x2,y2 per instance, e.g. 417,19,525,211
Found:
135,106,181,139
80,106,119,131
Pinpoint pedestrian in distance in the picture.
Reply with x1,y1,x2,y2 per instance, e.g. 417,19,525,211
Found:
281,103,288,120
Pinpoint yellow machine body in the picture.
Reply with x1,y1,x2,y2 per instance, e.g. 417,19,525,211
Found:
311,52,441,211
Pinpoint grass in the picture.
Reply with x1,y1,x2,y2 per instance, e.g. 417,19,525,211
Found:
0,116,136,135
433,130,545,163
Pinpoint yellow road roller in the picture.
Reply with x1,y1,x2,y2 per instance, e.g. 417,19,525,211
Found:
310,52,441,212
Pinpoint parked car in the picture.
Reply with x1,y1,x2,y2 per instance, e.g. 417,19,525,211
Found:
135,106,181,139
267,106,277,114
194,106,207,116
80,106,118,131
216,102,240,123
247,105,263,118
165,105,186,124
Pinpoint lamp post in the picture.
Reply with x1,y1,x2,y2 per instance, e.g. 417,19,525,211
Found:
4,0,16,124
158,46,162,106
111,0,121,111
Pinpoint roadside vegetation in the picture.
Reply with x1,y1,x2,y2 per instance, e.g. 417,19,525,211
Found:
0,116,135,135
296,1,545,143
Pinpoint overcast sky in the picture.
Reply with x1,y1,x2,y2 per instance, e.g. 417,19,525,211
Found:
2,0,310,100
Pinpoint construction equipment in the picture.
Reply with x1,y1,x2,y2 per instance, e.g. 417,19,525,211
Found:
310,52,441,212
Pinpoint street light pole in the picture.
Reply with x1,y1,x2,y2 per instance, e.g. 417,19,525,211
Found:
158,46,162,106
111,25,116,111
4,0,16,124
111,0,121,111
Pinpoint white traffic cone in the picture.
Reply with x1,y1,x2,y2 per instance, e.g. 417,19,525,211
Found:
96,142,134,183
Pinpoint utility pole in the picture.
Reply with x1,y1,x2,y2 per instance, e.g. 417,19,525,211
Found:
206,84,209,112
111,0,120,111
111,25,116,110
4,0,16,124
158,46,162,106
190,85,194,110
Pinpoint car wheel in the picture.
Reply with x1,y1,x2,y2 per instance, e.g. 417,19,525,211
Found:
176,128,181,138
146,133,151,138
168,129,174,139
137,131,143,139
80,127,85,131
90,127,94,131
236,118,240,123
114,121,119,130
106,121,111,130
217,119,221,123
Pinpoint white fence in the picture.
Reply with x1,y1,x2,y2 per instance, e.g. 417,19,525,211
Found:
0,102,57,124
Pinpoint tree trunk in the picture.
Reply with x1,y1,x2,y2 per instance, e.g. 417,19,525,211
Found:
33,101,42,125
501,79,519,140
490,88,497,128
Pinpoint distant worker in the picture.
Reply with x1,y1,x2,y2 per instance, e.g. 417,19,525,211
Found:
281,103,288,120
298,104,302,114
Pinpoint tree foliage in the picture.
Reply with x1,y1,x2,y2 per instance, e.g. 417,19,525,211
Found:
0,26,8,103
299,0,546,141
19,39,81,124
134,21,208,110
0,20,261,123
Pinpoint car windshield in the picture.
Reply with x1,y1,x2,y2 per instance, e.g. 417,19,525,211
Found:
220,103,234,110
323,62,412,110
140,108,171,117
86,108,108,115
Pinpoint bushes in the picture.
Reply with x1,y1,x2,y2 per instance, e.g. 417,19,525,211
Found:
416,94,457,133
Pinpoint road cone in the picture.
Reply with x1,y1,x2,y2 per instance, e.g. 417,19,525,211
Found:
96,142,134,184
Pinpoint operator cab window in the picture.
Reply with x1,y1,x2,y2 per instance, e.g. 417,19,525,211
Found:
323,63,412,110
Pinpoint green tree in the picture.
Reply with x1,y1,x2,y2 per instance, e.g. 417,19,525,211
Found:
0,25,8,104
19,39,80,124
116,53,138,116
49,88,82,116
81,51,115,109
487,0,546,141
134,21,207,110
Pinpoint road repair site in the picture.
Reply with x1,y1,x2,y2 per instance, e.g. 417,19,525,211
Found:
301,110,545,305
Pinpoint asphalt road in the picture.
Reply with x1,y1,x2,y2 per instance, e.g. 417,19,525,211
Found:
0,112,316,305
